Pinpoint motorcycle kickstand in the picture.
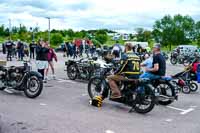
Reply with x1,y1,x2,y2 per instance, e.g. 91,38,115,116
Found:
128,103,136,113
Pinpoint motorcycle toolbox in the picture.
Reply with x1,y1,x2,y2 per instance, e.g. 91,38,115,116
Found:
0,60,7,66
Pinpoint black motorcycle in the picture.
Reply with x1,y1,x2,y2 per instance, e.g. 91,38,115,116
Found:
0,61,43,98
88,66,156,114
65,57,100,80
170,52,190,66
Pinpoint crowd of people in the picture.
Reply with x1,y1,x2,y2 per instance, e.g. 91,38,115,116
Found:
62,41,97,58
2,40,57,82
2,39,155,85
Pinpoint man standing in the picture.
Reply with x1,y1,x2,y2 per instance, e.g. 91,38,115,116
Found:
29,41,36,59
112,41,122,58
5,40,14,61
17,40,24,61
140,44,166,79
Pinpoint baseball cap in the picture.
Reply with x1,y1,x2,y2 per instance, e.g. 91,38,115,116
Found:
153,43,161,49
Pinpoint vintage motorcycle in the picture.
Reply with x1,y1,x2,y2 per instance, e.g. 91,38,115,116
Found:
65,57,101,80
0,60,43,98
88,65,156,114
88,62,179,108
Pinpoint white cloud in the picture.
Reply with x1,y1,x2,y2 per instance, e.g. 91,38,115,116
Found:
0,0,200,32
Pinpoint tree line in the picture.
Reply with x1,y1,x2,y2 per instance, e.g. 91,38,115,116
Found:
1,14,200,50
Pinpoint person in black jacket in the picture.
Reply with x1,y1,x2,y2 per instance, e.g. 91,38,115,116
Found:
29,41,36,59
17,40,24,61
36,40,49,81
6,40,14,61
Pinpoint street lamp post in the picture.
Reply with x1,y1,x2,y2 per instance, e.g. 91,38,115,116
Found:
46,17,51,45
9,19,11,40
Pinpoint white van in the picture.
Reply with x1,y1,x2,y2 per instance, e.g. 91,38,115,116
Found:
177,45,197,55
125,41,148,48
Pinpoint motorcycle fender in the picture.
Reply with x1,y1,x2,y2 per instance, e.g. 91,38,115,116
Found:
26,71,43,79
65,60,76,66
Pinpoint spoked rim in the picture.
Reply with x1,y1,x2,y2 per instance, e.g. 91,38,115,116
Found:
26,76,40,95
90,78,104,98
135,93,154,110
157,83,173,102
67,65,77,79
182,86,190,94
170,58,177,64
190,82,198,92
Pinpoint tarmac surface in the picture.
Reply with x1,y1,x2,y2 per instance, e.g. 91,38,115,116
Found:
0,53,200,133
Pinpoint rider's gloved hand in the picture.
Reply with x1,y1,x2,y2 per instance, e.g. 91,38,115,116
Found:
90,96,103,107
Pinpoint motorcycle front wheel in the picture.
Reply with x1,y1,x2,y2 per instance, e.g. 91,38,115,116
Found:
24,75,43,98
67,64,78,80
88,76,106,99
182,85,191,94
170,58,177,65
134,84,155,114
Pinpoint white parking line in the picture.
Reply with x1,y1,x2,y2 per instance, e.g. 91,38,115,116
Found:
105,130,115,133
167,106,185,112
40,103,47,106
57,79,76,84
165,119,173,122
167,106,194,115
81,94,88,96
180,108,194,115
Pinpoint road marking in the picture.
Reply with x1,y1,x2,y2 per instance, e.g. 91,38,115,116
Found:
105,130,115,133
57,79,76,84
190,106,197,108
180,108,194,115
40,103,47,106
167,106,185,112
82,93,88,96
167,106,194,115
165,119,173,122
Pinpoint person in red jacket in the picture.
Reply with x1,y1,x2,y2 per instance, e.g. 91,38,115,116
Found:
45,43,58,80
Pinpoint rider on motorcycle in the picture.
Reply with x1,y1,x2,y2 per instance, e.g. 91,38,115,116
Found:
107,43,141,99
140,43,166,79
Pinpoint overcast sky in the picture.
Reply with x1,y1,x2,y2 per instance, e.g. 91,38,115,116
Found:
0,0,200,32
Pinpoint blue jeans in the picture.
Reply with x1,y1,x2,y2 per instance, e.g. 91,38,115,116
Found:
140,72,160,80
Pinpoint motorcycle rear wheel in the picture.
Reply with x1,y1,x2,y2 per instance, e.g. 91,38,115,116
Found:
156,82,175,105
190,82,198,92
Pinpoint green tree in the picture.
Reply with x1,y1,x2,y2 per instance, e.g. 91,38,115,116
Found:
195,21,200,47
95,30,108,44
51,33,64,46
66,29,74,39
152,14,195,50
135,28,152,42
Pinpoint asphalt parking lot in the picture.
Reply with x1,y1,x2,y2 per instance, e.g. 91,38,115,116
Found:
0,53,200,133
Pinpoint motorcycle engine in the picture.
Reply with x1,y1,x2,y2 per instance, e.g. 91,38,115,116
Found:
7,67,23,87
79,62,90,79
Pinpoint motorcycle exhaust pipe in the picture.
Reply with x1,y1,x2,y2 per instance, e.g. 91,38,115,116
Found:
157,95,176,101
